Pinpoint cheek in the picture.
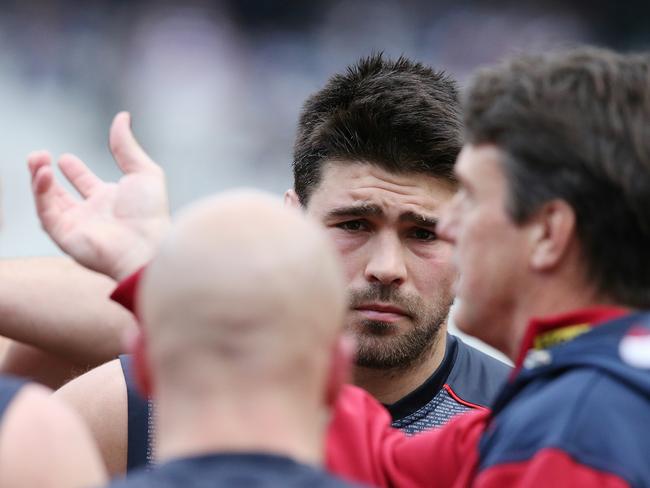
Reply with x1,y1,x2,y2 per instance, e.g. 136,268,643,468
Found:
327,229,365,255
409,250,457,300
326,230,369,281
455,216,489,267
332,245,365,283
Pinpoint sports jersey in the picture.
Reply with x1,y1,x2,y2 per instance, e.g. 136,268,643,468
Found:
387,333,508,433
106,452,363,487
112,270,509,472
326,307,650,487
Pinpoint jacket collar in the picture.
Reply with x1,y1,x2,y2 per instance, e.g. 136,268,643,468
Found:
513,306,629,372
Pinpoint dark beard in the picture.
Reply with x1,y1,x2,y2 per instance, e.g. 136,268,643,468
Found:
354,318,443,371
348,283,449,371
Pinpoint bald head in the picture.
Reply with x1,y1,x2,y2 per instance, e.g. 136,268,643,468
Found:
138,190,347,395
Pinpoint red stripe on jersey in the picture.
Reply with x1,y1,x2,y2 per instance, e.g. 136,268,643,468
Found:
475,447,630,488
444,384,489,411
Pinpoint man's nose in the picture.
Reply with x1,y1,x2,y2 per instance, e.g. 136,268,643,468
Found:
364,232,407,286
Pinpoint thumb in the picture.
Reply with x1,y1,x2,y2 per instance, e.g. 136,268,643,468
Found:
109,111,159,174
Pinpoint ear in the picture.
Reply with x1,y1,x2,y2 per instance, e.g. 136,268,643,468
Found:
284,189,302,209
528,199,576,271
129,328,154,398
324,334,355,406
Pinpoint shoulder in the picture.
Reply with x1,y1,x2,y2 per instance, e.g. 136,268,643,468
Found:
55,357,127,419
482,367,650,485
0,382,107,487
108,454,360,488
446,334,511,408
55,358,128,476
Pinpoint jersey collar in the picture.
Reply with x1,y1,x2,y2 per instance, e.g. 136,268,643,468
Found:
513,306,629,372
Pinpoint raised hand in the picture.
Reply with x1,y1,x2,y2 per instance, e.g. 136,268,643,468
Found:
28,112,171,281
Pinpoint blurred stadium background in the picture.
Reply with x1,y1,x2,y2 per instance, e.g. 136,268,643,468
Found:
0,0,647,359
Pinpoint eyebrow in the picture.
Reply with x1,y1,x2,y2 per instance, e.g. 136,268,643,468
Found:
325,204,437,227
325,203,384,220
399,211,438,227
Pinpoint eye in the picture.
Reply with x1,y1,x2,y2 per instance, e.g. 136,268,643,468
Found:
335,220,369,232
409,228,437,241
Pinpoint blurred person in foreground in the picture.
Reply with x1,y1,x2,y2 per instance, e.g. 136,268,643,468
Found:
19,55,508,475
0,201,106,486
88,47,650,486
0,376,106,487
105,191,361,487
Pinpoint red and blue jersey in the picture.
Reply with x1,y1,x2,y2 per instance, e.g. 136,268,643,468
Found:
327,307,650,487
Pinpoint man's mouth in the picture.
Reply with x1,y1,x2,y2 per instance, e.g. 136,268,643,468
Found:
353,303,409,322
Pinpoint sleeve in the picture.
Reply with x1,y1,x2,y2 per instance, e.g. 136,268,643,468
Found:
475,448,630,488
110,268,146,316
326,384,488,488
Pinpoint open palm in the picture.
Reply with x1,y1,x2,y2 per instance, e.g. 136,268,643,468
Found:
28,112,171,281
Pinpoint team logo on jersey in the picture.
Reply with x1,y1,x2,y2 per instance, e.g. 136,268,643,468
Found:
523,349,552,369
619,324,650,369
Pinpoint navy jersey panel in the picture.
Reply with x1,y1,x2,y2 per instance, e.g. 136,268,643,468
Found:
0,375,26,420
119,355,152,471
478,312,650,487
390,334,510,433
446,334,510,406
106,453,364,487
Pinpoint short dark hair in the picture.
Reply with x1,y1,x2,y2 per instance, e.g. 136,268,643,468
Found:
464,47,650,308
292,53,462,204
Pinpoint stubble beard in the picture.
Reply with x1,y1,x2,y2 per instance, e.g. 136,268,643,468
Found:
348,284,452,372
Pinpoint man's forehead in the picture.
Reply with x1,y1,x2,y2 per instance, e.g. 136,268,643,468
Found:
311,160,455,206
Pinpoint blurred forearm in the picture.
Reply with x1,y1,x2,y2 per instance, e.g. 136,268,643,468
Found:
0,257,137,365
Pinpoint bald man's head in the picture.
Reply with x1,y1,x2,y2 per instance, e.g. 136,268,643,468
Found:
138,190,347,399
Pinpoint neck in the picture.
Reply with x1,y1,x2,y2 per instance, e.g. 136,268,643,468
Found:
154,387,328,467
504,276,610,361
352,327,447,404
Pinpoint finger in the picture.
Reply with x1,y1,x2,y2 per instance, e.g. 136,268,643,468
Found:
57,153,104,198
31,165,64,230
109,111,158,174
27,150,52,178
32,165,76,221
32,164,54,196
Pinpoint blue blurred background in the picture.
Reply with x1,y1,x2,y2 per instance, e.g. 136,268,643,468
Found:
1,0,649,257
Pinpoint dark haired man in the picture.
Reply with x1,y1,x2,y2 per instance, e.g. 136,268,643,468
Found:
21,54,507,475
286,55,508,429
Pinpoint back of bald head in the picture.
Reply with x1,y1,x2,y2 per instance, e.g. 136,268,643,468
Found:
138,190,346,392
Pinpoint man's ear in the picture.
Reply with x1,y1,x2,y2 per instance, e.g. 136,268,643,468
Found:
284,189,301,209
129,329,154,398
324,334,355,406
528,199,577,271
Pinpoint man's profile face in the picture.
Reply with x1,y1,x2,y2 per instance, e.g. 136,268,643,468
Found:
438,144,530,353
304,161,456,370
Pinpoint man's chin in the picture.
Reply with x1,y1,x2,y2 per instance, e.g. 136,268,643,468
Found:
350,320,402,337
